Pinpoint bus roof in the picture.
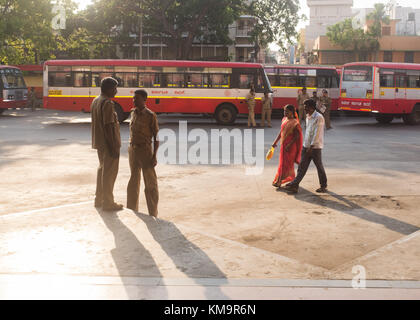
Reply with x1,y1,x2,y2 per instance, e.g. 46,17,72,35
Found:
264,64,338,70
343,62,420,70
12,64,43,71
0,65,22,70
45,59,263,69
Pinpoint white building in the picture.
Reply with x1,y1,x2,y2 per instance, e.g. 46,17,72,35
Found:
391,5,420,36
303,0,354,52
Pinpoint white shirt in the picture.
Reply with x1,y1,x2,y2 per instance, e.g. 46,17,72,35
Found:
303,111,325,149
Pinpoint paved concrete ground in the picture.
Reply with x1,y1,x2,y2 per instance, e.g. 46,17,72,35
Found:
1,109,420,299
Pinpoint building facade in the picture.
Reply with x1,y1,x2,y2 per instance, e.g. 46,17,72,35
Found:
303,0,354,52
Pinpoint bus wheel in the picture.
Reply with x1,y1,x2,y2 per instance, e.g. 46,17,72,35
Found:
402,105,420,125
215,104,237,125
114,103,129,123
375,114,393,124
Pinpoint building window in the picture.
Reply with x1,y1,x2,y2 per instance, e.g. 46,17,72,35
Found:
405,52,414,63
383,51,393,62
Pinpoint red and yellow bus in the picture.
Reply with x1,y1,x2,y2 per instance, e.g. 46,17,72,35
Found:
43,59,272,124
339,62,420,125
0,65,27,114
264,65,340,112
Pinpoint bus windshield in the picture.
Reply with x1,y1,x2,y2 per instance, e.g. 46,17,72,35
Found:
343,66,373,82
1,68,26,89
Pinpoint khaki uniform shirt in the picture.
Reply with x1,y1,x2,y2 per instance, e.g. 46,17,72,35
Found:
297,92,309,108
129,107,159,146
319,96,331,109
91,94,121,150
245,92,256,109
262,96,272,110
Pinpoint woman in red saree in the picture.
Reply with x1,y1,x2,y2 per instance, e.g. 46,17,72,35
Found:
271,104,303,188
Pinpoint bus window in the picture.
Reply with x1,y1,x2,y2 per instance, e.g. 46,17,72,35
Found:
2,71,26,88
298,69,316,87
239,74,254,89
277,68,297,87
138,73,160,88
187,73,204,88
114,73,138,87
407,70,420,88
209,74,229,88
92,72,114,87
317,76,330,88
256,70,266,91
343,66,372,82
408,75,420,88
49,72,72,87
395,74,408,88
380,73,394,87
331,75,339,88
73,72,90,87
164,73,185,88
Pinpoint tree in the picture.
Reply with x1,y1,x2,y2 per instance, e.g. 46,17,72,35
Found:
326,2,391,62
327,18,378,62
78,0,243,60
0,0,57,64
366,2,390,60
247,0,301,62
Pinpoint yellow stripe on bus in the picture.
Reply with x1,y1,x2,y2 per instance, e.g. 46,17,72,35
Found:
272,86,317,90
48,95,262,100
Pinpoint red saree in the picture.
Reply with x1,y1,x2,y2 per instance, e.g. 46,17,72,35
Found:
273,117,303,186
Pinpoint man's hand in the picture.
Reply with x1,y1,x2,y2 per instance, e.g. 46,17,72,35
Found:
306,146,313,156
152,154,157,167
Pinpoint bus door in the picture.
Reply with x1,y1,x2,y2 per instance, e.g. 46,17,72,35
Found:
394,73,407,111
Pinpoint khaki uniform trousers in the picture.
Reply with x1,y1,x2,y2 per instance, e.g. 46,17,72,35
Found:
127,144,159,217
96,148,119,207
261,108,272,126
248,106,256,127
324,106,331,129
298,105,306,124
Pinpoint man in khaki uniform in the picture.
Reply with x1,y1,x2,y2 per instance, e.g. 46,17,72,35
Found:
127,89,160,217
91,77,123,211
260,91,272,127
319,89,332,130
245,85,256,127
297,87,309,124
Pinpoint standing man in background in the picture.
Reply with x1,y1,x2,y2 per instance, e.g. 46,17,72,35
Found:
261,91,272,127
319,89,332,130
245,84,257,128
297,87,309,124
127,89,160,217
91,77,123,211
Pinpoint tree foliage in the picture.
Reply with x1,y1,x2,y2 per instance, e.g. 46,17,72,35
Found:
1,0,302,63
326,2,391,61
247,0,301,58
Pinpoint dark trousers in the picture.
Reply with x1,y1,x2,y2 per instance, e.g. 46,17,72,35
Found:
291,147,327,188
95,148,119,207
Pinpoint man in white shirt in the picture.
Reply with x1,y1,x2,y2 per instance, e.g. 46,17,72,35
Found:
284,99,328,193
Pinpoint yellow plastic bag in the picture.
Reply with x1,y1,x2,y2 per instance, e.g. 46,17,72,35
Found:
266,146,274,160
